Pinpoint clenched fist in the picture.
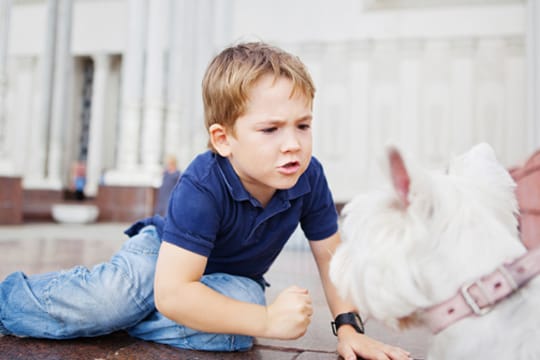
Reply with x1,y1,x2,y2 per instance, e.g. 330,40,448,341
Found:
263,286,313,340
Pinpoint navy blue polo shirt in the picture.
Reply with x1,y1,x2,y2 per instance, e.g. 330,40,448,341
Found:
162,151,338,281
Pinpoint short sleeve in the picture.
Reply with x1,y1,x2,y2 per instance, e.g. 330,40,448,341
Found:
300,158,339,240
162,176,221,257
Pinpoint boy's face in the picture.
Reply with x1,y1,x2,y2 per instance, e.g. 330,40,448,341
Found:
215,74,313,206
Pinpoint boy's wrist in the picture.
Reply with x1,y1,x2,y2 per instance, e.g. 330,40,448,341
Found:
337,324,362,338
259,305,272,338
331,312,364,336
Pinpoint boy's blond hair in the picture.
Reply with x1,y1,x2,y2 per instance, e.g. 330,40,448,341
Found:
202,42,316,151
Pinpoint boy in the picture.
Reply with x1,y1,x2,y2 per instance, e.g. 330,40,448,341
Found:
0,42,411,360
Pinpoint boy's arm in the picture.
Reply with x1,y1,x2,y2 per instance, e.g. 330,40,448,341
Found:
309,232,412,360
154,241,312,340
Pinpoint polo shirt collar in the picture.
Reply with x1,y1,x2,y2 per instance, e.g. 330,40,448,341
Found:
216,155,312,207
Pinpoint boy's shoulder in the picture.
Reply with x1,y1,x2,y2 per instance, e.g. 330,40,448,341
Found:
182,151,219,180
180,151,242,200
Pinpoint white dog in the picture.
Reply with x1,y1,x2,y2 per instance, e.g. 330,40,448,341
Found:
330,143,540,360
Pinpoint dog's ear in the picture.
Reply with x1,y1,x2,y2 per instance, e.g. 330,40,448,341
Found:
388,147,410,208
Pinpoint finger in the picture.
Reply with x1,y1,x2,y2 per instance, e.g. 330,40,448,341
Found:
341,347,357,360
386,346,412,360
289,285,308,294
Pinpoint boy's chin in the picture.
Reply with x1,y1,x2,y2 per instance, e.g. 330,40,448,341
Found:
273,176,301,190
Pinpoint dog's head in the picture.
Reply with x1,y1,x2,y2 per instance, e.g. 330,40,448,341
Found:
330,143,523,330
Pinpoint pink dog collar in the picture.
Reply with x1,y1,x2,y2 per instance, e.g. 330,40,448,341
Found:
424,247,540,334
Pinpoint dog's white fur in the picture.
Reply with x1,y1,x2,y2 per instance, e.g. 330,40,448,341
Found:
330,143,540,360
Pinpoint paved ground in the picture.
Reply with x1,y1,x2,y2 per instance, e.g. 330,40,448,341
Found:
0,222,430,359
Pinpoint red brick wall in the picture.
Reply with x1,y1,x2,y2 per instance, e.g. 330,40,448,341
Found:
0,177,23,224
22,189,64,222
97,185,155,222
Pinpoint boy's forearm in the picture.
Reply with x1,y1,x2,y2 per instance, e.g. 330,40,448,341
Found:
156,281,269,337
318,258,357,317
309,233,359,317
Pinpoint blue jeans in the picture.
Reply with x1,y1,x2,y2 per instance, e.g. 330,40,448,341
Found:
0,225,266,352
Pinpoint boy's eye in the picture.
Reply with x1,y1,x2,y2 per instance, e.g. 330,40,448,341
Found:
298,123,311,130
261,127,277,133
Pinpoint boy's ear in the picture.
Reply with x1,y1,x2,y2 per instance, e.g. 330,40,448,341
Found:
209,124,232,157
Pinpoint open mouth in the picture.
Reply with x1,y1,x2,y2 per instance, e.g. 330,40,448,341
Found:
279,161,301,175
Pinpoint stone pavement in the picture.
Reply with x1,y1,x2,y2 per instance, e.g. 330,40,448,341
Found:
0,223,430,359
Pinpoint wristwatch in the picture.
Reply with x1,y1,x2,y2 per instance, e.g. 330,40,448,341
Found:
331,312,365,336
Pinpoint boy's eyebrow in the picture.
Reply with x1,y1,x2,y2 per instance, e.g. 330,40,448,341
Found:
258,114,313,124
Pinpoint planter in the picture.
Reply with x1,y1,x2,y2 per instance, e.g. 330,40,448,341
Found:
52,204,99,224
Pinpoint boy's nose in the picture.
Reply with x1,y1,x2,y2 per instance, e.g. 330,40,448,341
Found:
281,130,301,152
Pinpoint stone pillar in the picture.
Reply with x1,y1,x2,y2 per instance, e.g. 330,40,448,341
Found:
26,0,57,188
99,0,155,221
166,0,196,168
140,0,168,178
13,58,36,177
399,39,422,156
0,0,12,163
451,39,475,153
527,0,540,151
115,0,147,173
191,0,215,153
165,0,219,169
85,54,111,196
348,41,371,191
47,0,73,189
504,37,527,165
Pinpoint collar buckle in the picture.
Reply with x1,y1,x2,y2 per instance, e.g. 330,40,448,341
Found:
460,280,492,316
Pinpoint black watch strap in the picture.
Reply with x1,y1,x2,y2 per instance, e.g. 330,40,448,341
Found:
331,312,365,336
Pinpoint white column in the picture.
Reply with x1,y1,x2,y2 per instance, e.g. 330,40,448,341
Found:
0,0,12,165
165,0,215,168
164,0,187,163
504,38,526,166
115,0,147,172
320,43,347,159
213,0,233,48
398,39,421,156
140,0,168,178
47,0,73,189
167,0,197,168
13,58,36,177
191,0,215,152
25,0,57,188
85,54,111,196
527,0,540,151
349,41,371,192
451,38,475,153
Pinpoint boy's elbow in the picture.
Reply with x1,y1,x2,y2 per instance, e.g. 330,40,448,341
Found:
154,280,178,319
154,282,193,322
154,290,168,315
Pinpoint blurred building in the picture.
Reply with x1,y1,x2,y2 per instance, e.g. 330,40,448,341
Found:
0,0,536,223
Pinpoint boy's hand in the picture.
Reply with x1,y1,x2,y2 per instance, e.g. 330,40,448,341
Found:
264,286,313,340
337,326,413,360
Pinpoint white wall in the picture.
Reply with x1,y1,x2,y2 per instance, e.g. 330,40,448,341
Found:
2,0,531,203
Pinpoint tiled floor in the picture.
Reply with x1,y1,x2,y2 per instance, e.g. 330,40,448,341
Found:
0,223,430,359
